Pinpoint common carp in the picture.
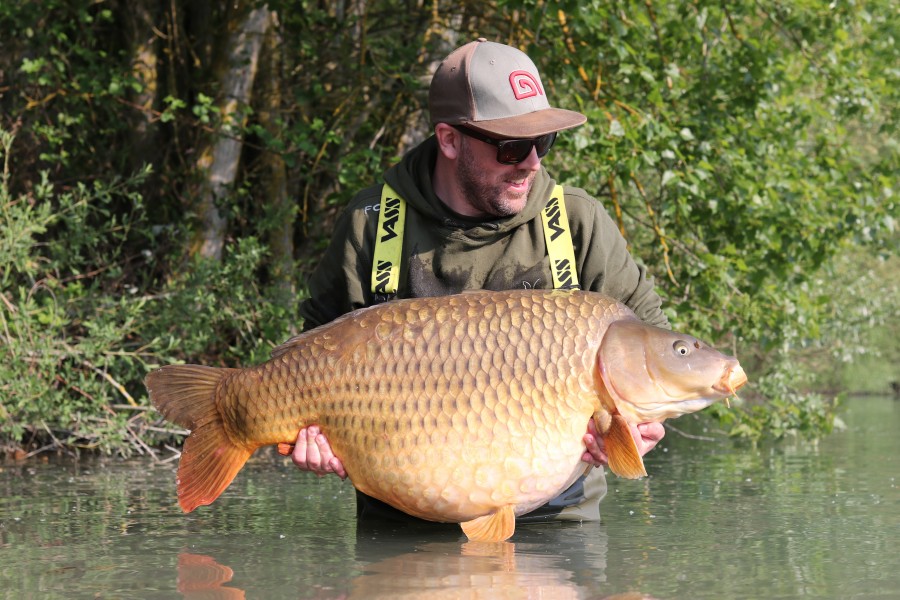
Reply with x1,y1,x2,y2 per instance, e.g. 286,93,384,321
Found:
146,289,746,542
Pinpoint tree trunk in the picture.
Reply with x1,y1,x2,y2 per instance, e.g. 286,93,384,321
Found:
257,12,294,308
396,16,462,155
123,0,161,174
190,3,270,261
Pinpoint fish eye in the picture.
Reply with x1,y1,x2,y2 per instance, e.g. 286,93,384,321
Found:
673,341,691,356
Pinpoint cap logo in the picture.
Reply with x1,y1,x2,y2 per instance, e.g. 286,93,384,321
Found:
509,70,544,100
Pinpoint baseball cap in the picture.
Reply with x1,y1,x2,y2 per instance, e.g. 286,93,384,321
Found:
428,38,587,138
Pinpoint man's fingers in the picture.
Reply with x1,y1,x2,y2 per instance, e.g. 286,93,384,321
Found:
291,428,311,468
582,418,609,467
582,432,609,467
638,421,666,444
628,422,643,449
307,426,330,474
312,428,335,476
290,426,347,478
292,426,326,473
329,457,348,480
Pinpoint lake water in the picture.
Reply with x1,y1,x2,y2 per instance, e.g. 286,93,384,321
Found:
1,395,897,599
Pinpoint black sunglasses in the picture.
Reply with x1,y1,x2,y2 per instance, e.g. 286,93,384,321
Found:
452,125,557,165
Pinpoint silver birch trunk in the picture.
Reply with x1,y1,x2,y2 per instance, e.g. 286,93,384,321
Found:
192,4,271,261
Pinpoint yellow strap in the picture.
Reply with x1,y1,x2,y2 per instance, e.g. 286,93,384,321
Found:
540,185,580,290
372,183,577,294
371,183,406,295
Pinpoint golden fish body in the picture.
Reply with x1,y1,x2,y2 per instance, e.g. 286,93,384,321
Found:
147,289,747,542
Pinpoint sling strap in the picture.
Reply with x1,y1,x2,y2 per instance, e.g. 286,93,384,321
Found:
539,185,581,290
371,183,406,296
371,183,579,295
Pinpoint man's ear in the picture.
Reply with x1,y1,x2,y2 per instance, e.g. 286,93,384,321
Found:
434,123,461,160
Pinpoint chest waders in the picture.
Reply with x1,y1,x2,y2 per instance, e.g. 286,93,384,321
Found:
371,183,580,296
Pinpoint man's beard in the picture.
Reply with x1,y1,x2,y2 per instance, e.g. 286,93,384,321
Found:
456,138,535,218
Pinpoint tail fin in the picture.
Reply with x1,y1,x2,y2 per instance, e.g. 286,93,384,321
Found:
145,365,250,512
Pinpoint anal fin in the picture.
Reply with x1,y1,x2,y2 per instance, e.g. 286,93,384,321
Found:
597,413,647,479
460,505,516,542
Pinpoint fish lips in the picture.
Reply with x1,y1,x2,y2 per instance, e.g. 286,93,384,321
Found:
714,364,748,396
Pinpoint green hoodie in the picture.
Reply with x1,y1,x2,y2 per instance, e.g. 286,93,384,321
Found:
298,136,668,524
300,136,668,330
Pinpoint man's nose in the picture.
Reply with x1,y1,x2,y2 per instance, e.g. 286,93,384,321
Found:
518,146,542,171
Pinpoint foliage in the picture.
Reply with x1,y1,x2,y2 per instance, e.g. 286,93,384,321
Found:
0,0,898,454
0,128,296,455
794,247,900,394
510,0,899,436
0,128,157,454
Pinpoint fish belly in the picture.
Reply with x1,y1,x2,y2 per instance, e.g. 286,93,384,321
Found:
325,399,594,522
225,290,631,522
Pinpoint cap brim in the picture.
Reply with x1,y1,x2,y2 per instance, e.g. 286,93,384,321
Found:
463,108,586,138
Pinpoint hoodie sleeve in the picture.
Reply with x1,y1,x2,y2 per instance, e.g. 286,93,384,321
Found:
298,186,382,332
565,187,670,329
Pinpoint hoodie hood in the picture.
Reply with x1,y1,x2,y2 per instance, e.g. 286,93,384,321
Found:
382,136,554,243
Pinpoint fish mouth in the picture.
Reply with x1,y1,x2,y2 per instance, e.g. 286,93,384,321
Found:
714,364,748,396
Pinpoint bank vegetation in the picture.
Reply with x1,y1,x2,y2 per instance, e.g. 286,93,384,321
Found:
1,0,897,456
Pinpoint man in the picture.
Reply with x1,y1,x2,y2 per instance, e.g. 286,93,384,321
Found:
292,39,666,524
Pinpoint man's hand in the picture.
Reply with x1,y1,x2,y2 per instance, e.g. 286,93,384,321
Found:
290,426,347,479
581,420,665,467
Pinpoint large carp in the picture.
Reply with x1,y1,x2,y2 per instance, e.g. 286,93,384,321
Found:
146,289,746,542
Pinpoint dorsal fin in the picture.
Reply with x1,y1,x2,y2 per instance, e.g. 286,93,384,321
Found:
273,305,384,359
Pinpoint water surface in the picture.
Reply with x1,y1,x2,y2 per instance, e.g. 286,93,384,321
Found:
1,395,897,599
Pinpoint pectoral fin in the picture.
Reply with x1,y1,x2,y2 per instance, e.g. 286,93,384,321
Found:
595,413,647,479
460,505,516,542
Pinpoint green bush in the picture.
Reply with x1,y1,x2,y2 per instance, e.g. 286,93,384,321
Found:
0,129,299,455
1,1,897,454
0,129,153,453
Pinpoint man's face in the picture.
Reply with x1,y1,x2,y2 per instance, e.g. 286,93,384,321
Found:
455,135,542,218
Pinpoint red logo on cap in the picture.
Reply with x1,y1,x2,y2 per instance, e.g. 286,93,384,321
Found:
509,70,544,100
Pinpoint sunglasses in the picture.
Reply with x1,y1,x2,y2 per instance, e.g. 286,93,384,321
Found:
452,125,557,165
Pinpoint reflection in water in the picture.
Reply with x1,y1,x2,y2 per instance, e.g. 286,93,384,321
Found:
348,540,578,599
177,553,245,600
345,518,615,598
177,536,658,600
2,396,898,598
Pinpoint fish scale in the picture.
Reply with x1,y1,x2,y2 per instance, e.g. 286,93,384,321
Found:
146,289,747,542
238,292,605,520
